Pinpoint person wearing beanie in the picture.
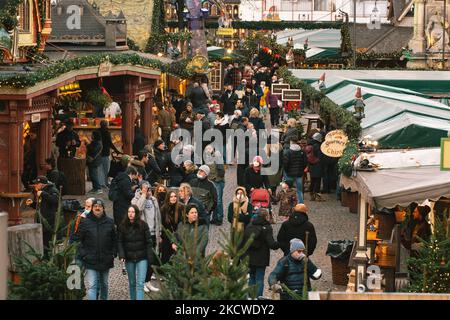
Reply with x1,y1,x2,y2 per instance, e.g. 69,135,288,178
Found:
182,160,198,183
71,197,117,300
268,237,322,300
186,165,218,226
244,155,270,197
277,203,317,256
272,180,298,221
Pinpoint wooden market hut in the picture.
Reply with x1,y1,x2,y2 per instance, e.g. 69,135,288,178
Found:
340,148,450,292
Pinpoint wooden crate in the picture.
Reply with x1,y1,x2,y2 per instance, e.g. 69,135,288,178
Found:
58,158,86,195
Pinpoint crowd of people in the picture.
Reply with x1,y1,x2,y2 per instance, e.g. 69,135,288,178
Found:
23,59,347,301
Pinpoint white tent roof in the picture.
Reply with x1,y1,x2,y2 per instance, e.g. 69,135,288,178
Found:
290,69,450,81
352,96,450,129
311,77,428,97
276,29,341,48
326,84,449,109
341,148,450,208
363,113,450,141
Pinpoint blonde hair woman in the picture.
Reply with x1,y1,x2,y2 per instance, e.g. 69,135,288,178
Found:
283,118,300,150
249,107,265,132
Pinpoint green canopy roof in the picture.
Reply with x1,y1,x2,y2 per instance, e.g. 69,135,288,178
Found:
207,46,246,62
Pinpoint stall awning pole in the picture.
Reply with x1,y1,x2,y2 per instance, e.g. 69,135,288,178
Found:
354,193,369,291
0,212,7,300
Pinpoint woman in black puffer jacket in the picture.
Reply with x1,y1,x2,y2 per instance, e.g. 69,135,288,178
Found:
243,209,280,298
118,205,154,300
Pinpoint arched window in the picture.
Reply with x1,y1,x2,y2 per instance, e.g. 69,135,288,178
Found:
233,5,239,18
211,5,217,16
19,0,31,32
226,5,232,16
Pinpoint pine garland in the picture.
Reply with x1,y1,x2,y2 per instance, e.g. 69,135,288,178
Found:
0,53,194,88
338,140,358,177
167,20,343,30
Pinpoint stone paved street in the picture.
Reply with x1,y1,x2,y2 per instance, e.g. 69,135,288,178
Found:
69,163,358,300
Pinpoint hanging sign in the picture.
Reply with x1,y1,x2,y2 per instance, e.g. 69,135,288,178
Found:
31,113,41,123
271,83,290,95
281,89,302,101
321,130,348,158
441,138,450,171
216,28,235,36
98,60,112,77
138,94,146,102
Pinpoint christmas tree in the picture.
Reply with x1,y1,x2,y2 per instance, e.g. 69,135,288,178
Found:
406,212,450,293
153,228,256,299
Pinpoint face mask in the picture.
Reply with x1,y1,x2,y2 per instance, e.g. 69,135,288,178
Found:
158,192,167,203
197,173,206,180
297,252,306,260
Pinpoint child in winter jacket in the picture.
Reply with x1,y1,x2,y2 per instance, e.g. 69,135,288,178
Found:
272,181,298,221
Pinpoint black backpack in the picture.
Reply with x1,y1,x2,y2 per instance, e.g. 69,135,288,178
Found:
108,177,120,202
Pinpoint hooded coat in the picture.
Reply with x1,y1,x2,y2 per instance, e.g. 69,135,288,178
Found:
131,189,162,252
277,211,317,256
283,144,307,178
227,187,254,232
243,214,280,267
112,172,136,225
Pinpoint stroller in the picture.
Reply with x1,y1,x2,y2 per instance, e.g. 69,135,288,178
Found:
250,188,274,223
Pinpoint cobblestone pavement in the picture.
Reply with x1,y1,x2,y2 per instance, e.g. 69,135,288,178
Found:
69,163,358,300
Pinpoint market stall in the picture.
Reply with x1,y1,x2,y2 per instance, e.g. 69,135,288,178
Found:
340,148,450,292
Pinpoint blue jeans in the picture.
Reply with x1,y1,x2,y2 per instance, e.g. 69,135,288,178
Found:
249,266,266,297
99,156,111,187
284,173,304,204
88,164,102,191
126,259,148,300
212,181,224,223
85,269,110,300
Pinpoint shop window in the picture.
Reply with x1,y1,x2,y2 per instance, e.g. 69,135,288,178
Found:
208,64,222,91
233,5,239,18
19,0,31,32
211,5,218,16
226,5,232,16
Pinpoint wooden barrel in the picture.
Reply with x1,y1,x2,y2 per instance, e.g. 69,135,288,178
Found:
347,191,358,214
58,157,86,195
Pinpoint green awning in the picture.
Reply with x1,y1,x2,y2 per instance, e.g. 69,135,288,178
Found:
207,47,246,62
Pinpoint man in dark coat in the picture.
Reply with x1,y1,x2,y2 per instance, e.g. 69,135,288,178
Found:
153,140,170,181
26,176,59,256
179,183,208,225
306,133,324,201
172,93,187,123
56,121,80,158
277,204,317,256
142,145,162,185
243,209,280,297
71,199,117,300
220,85,239,116
96,120,122,188
283,139,307,203
44,158,67,196
268,238,322,300
111,166,139,227
187,82,209,114
187,165,218,226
